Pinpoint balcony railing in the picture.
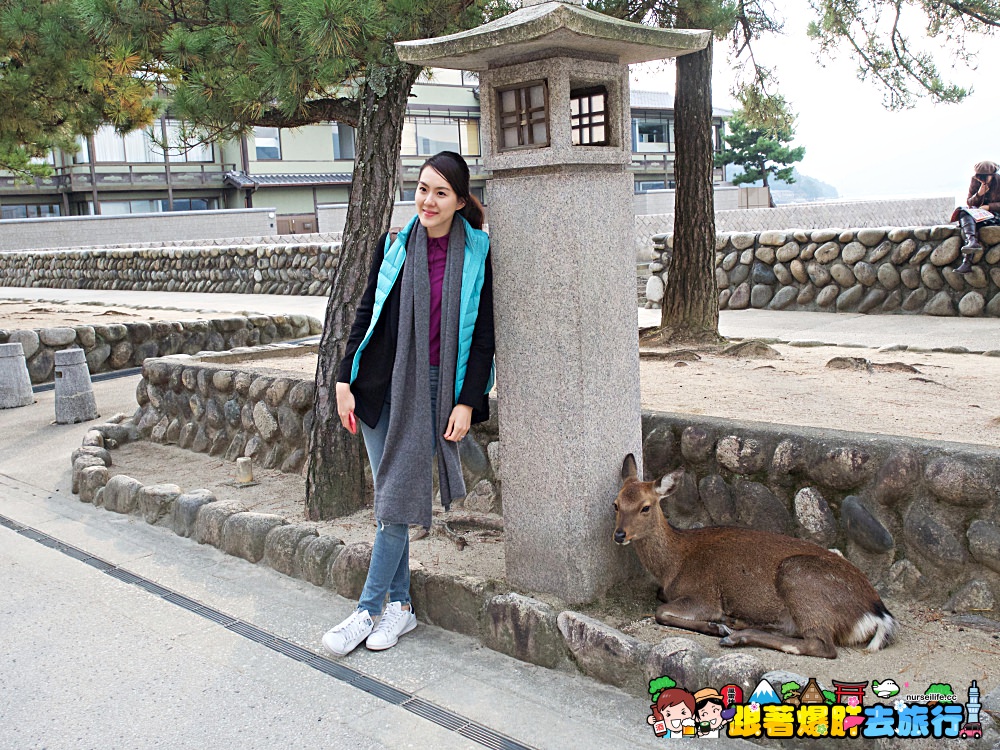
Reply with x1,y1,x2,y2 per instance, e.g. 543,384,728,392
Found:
0,163,236,193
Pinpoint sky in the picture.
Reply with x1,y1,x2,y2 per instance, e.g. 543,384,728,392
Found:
629,3,999,205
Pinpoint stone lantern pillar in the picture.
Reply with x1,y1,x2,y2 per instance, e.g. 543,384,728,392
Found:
397,3,708,603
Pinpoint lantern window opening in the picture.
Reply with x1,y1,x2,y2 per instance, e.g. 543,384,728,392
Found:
570,85,609,146
496,80,550,152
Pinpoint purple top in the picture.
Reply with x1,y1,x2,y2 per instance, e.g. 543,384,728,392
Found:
427,234,448,366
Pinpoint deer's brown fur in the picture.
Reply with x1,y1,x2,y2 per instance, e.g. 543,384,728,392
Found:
613,455,897,659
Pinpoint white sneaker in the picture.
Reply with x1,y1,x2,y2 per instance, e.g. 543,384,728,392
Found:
366,602,417,651
322,609,374,656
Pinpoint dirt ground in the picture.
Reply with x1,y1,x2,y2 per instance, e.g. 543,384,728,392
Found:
0,300,259,328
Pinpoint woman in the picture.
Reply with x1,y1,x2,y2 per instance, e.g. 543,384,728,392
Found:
955,160,1000,274
322,151,494,656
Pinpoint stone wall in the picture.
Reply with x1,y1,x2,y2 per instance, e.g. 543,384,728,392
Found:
645,224,1000,317
133,348,1000,614
0,208,277,252
0,242,342,296
0,314,319,383
635,196,955,260
640,412,1000,613
132,349,504,513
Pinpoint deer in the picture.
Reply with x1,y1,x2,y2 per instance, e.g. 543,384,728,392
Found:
613,454,897,659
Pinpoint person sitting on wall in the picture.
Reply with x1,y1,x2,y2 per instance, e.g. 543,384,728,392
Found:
953,160,1000,274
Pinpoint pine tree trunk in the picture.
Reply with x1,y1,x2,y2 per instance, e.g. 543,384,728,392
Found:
655,43,720,343
306,63,421,520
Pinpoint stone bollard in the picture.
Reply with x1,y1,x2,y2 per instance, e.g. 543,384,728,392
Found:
54,348,98,424
0,342,34,409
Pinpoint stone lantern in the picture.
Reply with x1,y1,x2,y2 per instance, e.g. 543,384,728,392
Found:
397,2,708,603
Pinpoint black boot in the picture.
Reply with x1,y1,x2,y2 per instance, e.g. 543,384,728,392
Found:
956,254,973,274
959,213,982,252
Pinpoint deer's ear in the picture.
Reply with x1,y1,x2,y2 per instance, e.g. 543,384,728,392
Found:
654,469,684,498
621,453,639,482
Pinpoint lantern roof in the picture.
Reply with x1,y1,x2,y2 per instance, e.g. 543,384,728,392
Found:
395,1,710,70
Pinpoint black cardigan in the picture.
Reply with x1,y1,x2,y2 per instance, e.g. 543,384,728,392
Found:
337,230,495,428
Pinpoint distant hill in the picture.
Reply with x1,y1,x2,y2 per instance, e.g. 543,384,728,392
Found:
730,168,839,204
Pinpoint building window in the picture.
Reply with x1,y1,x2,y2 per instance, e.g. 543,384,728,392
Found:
570,86,608,146
254,127,281,160
497,81,549,152
632,112,672,153
1,204,62,220
160,198,217,211
332,123,355,160
713,121,724,153
401,116,481,157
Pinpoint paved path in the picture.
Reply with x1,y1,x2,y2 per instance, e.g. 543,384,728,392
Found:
3,286,999,352
0,378,752,750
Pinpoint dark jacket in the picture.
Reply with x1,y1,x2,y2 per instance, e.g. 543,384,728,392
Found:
968,175,1000,214
337,229,495,428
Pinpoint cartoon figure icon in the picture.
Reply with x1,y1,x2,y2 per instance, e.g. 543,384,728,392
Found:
694,688,737,738
648,687,697,738
872,679,900,699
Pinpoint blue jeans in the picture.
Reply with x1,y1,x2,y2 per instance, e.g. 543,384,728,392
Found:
356,366,439,615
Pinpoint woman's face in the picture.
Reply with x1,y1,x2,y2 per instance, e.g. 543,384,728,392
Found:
416,166,466,238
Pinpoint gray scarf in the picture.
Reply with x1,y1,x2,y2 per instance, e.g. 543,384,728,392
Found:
374,221,467,528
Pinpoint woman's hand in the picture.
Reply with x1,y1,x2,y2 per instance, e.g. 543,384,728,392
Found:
444,404,473,442
335,382,357,433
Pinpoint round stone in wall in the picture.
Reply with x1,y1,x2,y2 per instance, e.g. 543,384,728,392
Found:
715,268,730,290
789,260,808,283
807,262,831,287
920,263,944,290
750,261,776,286
867,241,893,263
856,228,887,246
841,242,866,264
923,291,956,316
772,262,793,285
892,238,917,264
816,284,840,308
929,236,961,266
722,251,739,271
853,261,877,286
645,276,665,303
829,263,855,287
840,496,893,554
768,287,798,310
836,284,865,312
881,289,902,312
815,242,840,264
901,287,928,311
754,246,776,264
730,233,755,251
958,291,985,317
759,231,786,246
728,282,751,310
793,487,837,547
857,288,887,314
877,263,901,290
776,242,800,262
729,263,750,286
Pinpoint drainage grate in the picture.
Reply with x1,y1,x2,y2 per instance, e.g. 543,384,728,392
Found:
0,512,537,750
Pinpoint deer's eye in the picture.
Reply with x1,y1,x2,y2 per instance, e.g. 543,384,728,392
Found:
641,506,651,513
612,502,618,512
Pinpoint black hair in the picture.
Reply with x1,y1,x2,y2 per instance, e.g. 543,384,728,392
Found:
419,151,485,230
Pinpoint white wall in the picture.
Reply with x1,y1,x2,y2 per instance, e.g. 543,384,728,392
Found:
0,208,277,252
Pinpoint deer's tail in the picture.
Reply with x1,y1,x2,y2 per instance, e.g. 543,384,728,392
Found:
850,601,898,653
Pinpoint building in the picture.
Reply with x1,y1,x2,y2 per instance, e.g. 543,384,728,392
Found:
0,70,727,232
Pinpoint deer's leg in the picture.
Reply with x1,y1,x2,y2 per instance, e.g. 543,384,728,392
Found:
719,629,837,659
655,599,732,638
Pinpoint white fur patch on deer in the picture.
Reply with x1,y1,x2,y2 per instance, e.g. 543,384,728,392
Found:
612,454,898,659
